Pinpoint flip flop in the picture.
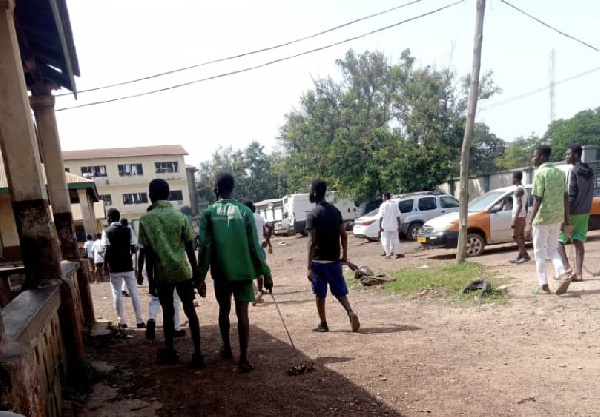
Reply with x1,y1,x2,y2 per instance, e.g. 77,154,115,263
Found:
555,276,571,295
237,361,255,373
532,288,551,295
570,274,583,282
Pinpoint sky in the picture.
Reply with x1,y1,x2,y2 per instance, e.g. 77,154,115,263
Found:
55,0,600,166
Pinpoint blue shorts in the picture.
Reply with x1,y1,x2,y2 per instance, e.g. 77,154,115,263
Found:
311,261,348,299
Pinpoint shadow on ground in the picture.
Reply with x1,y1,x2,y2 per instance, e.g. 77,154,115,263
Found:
84,325,406,417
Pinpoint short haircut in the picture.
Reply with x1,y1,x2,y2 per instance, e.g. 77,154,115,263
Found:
120,218,128,227
568,144,583,157
86,234,92,240
215,172,235,195
512,171,523,181
383,192,391,199
107,208,120,222
243,201,256,213
311,179,327,199
149,178,170,200
96,233,102,239
537,145,552,159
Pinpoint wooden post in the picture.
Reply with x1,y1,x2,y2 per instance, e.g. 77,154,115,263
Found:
457,0,486,263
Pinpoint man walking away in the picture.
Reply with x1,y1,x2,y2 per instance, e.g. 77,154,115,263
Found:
102,209,145,328
243,201,268,305
84,234,95,279
510,171,530,264
529,145,571,295
558,144,595,282
198,173,273,373
307,179,360,333
139,179,205,368
137,205,186,340
92,233,104,284
378,193,403,259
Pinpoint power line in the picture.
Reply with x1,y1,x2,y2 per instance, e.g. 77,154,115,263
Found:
479,65,600,112
56,0,466,112
499,0,600,53
57,0,428,97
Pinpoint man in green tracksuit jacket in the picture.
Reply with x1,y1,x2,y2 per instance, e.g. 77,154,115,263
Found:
198,172,273,373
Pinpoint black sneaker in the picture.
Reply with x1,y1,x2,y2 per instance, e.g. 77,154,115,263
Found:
146,320,156,340
122,291,130,298
312,323,329,332
509,255,522,264
174,329,186,338
189,353,206,369
137,322,147,329
380,253,387,257
516,255,531,264
395,254,405,259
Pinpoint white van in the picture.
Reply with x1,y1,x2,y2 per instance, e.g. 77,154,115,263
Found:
281,192,357,235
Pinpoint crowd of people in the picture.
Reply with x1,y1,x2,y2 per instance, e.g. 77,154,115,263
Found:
89,142,593,372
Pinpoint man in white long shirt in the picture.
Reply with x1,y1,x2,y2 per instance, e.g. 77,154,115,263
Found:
378,193,403,259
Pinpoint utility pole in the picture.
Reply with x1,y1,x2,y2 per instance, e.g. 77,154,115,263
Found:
549,49,556,123
456,0,486,263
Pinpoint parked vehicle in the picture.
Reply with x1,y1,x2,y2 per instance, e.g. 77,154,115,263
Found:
418,185,600,257
346,199,382,231
353,192,460,241
280,192,357,235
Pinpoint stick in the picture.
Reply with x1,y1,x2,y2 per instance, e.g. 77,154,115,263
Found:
270,293,297,351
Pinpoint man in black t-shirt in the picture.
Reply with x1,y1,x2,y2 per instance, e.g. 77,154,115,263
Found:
306,179,360,333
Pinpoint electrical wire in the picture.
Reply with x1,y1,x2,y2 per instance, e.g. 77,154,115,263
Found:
479,65,600,112
499,0,600,53
56,0,466,112
56,0,428,97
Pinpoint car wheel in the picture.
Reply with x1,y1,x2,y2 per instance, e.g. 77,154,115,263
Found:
465,233,485,257
406,222,424,241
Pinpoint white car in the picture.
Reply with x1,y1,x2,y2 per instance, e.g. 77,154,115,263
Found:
353,192,460,241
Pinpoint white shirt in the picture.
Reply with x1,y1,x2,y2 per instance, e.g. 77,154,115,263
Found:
253,213,265,243
378,200,401,232
84,240,94,259
92,239,104,264
512,185,527,218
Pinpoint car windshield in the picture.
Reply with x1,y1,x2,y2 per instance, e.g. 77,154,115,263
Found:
468,191,506,212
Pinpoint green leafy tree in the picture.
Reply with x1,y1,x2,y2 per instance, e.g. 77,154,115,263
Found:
495,134,540,170
544,107,600,161
469,123,506,174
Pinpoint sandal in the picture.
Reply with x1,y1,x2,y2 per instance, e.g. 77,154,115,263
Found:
237,361,255,373
218,345,233,360
555,276,571,295
532,287,551,295
570,274,583,282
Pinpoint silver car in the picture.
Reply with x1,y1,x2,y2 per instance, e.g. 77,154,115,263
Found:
395,192,460,240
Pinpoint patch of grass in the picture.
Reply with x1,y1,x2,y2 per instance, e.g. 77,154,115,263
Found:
385,262,507,305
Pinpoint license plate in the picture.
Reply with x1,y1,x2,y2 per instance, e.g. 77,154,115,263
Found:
417,237,426,243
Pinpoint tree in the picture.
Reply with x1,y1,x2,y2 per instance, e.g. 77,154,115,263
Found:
469,123,506,174
544,107,600,161
495,134,540,170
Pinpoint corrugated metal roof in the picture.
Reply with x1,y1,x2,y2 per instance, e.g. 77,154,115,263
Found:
63,145,188,161
0,158,94,193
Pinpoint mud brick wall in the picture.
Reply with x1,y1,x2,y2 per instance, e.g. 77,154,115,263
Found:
0,285,66,417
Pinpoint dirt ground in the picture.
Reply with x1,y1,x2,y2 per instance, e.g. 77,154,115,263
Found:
80,231,600,417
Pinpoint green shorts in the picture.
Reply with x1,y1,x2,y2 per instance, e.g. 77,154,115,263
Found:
559,214,589,243
214,279,255,303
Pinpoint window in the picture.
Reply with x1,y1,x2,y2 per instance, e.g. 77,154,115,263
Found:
81,165,107,178
398,199,414,213
99,194,112,206
418,197,437,211
168,190,184,201
123,193,148,205
155,161,179,173
440,196,459,209
118,163,143,176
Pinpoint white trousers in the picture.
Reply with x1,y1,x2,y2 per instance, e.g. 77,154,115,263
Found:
148,292,182,331
533,223,565,286
381,231,401,256
109,271,143,325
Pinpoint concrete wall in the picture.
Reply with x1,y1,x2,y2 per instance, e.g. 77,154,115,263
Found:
0,195,20,260
0,285,67,417
64,154,191,222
